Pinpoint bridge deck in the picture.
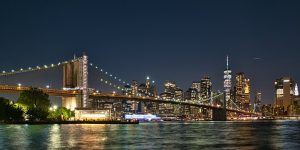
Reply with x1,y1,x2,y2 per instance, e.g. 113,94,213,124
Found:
0,85,260,116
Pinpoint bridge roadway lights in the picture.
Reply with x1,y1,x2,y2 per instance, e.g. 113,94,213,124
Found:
212,108,227,121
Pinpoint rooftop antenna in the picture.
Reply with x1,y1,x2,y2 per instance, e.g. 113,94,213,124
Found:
226,55,229,70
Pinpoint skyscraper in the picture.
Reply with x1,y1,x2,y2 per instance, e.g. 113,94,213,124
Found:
224,56,232,107
274,77,295,116
254,91,262,113
145,76,151,94
200,75,212,99
160,81,179,100
184,88,198,100
131,80,139,96
295,83,299,96
192,81,201,92
164,81,177,94
234,72,251,111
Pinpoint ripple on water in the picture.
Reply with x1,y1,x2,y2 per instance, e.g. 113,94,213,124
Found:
0,121,299,149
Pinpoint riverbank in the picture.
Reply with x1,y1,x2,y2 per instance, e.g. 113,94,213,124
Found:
0,120,139,125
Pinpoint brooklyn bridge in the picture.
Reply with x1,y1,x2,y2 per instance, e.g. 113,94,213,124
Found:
0,54,260,121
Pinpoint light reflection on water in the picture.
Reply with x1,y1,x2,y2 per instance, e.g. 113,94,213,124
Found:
0,121,300,149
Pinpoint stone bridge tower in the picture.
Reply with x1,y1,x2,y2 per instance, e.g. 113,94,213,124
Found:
62,54,88,110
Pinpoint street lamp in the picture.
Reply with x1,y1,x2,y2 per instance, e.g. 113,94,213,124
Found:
17,83,22,87
46,85,50,89
53,105,57,110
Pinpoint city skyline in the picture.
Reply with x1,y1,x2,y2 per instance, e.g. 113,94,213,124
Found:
1,1,300,104
1,1,300,149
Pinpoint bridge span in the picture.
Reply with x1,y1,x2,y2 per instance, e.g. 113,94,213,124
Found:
0,54,262,120
0,85,260,116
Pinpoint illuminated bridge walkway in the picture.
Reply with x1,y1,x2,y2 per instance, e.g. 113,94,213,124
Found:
0,54,261,119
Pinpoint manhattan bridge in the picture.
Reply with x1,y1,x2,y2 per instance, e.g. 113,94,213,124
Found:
0,54,260,121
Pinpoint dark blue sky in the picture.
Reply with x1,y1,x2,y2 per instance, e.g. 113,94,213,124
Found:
1,0,300,104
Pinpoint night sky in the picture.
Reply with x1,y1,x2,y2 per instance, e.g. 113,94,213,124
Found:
1,0,300,104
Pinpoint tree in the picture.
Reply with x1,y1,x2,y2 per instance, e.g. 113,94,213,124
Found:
48,107,73,121
17,88,50,121
26,107,49,121
17,87,50,111
0,97,24,121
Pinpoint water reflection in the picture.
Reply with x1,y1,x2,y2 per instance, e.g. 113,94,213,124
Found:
0,121,300,149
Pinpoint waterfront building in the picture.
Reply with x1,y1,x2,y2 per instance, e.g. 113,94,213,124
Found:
274,77,295,116
261,104,274,117
254,91,262,113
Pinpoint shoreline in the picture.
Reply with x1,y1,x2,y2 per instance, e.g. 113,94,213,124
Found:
0,120,139,125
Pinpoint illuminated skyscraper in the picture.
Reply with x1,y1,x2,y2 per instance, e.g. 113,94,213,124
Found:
254,91,262,113
144,76,157,97
295,83,299,96
200,75,212,99
174,88,183,100
234,72,251,111
164,81,177,93
131,80,139,96
145,76,151,93
274,77,295,116
224,56,232,107
191,81,201,99
192,81,201,92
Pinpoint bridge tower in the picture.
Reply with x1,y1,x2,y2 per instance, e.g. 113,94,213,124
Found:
62,53,89,110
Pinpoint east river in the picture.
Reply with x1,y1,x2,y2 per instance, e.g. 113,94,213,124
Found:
0,121,300,149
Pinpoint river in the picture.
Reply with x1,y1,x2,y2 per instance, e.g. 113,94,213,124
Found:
0,121,300,149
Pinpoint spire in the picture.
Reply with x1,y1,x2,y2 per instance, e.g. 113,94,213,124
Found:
295,83,299,96
226,55,229,70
